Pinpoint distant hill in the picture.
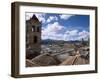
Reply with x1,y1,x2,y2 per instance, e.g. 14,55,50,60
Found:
41,39,89,46
41,39,86,45
41,39,65,44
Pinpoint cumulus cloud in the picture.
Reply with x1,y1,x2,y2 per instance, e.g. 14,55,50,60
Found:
63,30,78,41
35,14,46,23
26,13,46,23
42,23,89,41
26,13,34,20
78,30,89,40
63,30,89,41
42,22,65,40
65,30,78,36
47,16,58,23
59,14,74,20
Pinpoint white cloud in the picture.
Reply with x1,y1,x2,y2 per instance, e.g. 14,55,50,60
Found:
65,30,78,36
26,13,46,23
47,16,58,23
78,30,89,40
63,30,89,41
35,14,46,23
26,13,34,20
42,24,89,41
59,14,74,20
42,22,64,40
63,30,78,41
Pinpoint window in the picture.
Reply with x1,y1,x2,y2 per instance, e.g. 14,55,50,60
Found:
37,27,40,32
32,25,35,32
33,36,38,43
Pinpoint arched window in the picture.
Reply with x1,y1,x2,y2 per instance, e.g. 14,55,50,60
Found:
33,36,38,43
37,27,40,32
32,25,35,32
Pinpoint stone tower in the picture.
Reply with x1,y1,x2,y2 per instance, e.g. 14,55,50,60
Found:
26,15,41,59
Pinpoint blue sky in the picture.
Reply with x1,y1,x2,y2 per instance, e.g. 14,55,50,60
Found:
26,12,89,41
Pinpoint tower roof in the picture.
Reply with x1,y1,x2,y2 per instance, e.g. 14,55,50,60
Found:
26,14,41,25
31,15,39,21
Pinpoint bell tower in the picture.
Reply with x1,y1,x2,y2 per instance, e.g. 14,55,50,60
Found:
26,15,41,59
